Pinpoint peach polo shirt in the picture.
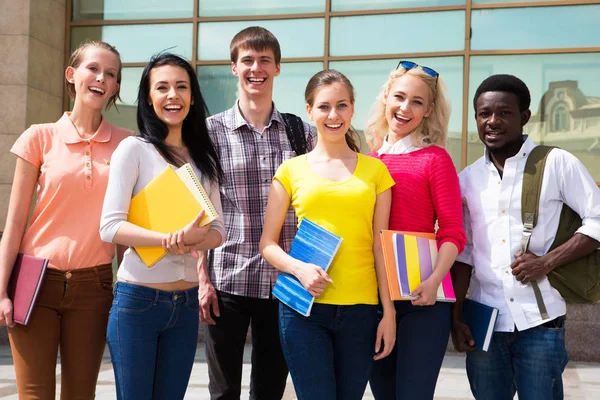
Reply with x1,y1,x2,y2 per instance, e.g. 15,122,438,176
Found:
10,112,132,271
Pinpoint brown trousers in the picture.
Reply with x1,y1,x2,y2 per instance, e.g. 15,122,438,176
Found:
8,264,113,400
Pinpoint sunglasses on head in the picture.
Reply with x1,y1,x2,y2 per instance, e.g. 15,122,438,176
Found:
396,60,439,84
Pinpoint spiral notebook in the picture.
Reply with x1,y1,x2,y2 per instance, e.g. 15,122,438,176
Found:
272,219,343,317
380,230,455,302
127,163,218,267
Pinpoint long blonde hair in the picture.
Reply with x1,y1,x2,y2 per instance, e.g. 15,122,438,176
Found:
365,66,451,151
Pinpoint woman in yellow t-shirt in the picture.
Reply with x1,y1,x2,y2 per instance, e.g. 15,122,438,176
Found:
260,69,396,400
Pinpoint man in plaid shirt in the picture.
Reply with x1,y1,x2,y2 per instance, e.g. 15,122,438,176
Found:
201,26,316,400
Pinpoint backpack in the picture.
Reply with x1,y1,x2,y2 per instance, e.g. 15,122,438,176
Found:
521,145,600,319
281,113,308,155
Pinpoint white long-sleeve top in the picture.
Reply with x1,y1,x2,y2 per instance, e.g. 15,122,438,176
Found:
457,137,600,332
100,136,226,283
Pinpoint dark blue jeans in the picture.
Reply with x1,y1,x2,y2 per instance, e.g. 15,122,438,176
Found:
106,282,200,400
279,302,378,400
369,301,451,400
466,321,568,400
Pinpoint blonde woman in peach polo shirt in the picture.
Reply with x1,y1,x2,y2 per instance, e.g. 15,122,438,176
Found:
0,41,132,399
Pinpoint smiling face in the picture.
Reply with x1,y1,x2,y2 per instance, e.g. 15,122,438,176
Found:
475,91,530,156
66,46,120,110
384,73,433,139
306,82,354,143
148,65,192,131
232,48,280,99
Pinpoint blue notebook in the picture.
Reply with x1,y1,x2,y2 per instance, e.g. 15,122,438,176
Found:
272,218,343,317
462,298,499,352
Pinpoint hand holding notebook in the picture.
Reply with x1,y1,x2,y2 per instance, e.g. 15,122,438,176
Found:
127,163,220,267
161,210,209,257
380,230,456,303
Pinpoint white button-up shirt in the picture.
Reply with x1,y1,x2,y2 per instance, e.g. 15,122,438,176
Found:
377,134,418,155
457,137,600,332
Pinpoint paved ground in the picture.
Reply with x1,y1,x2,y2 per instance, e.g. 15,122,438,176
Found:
0,346,598,399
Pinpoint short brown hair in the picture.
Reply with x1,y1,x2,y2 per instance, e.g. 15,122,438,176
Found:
230,26,281,64
66,40,123,110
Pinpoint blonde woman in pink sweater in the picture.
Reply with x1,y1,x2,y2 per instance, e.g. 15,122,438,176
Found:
366,61,466,400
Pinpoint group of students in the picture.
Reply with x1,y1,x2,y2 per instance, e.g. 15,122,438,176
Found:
0,24,599,400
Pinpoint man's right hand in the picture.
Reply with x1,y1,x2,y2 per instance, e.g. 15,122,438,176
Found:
199,279,220,325
451,319,476,352
0,296,15,327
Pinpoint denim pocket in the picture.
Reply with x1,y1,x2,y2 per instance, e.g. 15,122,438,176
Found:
115,293,154,313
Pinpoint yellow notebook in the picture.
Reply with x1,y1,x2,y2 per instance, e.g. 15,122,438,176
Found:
127,163,219,267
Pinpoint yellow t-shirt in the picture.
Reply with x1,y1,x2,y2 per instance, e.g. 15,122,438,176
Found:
274,153,395,305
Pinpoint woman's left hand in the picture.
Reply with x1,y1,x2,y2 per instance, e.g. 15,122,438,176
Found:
162,229,199,256
411,277,440,306
373,312,396,360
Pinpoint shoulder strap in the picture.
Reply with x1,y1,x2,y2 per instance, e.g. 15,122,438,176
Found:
521,145,556,232
281,113,308,155
521,145,556,320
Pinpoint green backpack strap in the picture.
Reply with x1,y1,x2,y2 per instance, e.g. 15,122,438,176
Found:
521,145,557,320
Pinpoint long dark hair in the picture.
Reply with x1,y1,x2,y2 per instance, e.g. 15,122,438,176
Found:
137,53,222,183
304,69,361,152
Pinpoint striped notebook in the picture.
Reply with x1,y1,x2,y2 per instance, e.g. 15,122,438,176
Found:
380,230,455,302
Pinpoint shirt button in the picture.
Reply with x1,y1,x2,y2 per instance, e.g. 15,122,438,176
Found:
65,272,72,279
86,140,91,145
179,259,185,265
264,179,269,183
174,295,179,301
502,239,506,243
505,270,509,274
86,151,91,156
86,162,90,167
502,210,506,213
510,298,514,302
86,176,91,180
497,181,501,184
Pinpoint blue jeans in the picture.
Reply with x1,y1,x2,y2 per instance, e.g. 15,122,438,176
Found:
279,302,378,400
369,301,451,400
106,282,200,400
466,321,568,400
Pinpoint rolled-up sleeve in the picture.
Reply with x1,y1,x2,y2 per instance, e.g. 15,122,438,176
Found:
557,150,600,242
206,178,226,247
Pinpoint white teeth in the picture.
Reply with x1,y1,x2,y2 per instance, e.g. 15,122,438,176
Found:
325,124,342,129
395,114,409,122
164,105,182,110
89,86,105,95
248,78,266,83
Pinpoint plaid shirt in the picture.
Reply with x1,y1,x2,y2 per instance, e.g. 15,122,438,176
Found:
207,102,316,299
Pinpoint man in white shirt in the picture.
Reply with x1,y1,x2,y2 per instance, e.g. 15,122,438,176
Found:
450,74,600,400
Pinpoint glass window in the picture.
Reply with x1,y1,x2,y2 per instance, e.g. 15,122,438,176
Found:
198,19,325,61
103,67,144,133
329,57,463,164
468,53,600,180
72,0,194,21
198,62,323,118
329,11,465,57
71,24,193,63
471,5,600,51
552,105,569,132
473,0,556,3
199,0,325,17
332,0,464,12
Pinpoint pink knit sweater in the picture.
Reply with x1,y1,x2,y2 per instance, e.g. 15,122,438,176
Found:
369,146,466,253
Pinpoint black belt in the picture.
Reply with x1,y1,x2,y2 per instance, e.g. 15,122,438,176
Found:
541,315,566,329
